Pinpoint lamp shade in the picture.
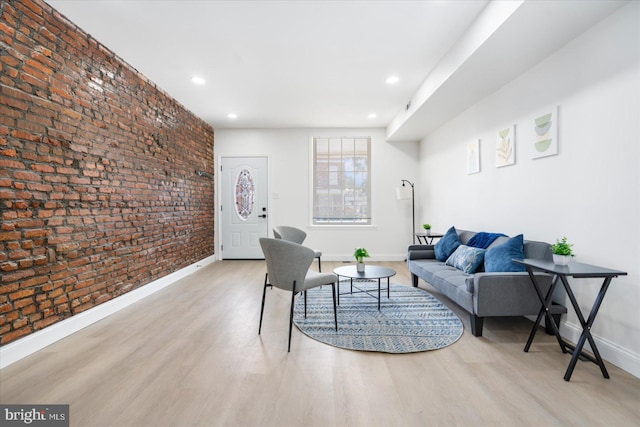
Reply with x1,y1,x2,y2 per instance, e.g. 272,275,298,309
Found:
396,186,412,200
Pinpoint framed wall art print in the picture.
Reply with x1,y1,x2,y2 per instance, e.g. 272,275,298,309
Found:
466,139,480,175
530,106,559,159
496,125,515,167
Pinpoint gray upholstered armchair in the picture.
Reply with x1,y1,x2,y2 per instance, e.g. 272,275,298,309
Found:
258,238,338,351
273,226,322,271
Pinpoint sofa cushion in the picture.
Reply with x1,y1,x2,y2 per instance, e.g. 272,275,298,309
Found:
435,226,461,261
484,234,526,272
431,268,474,313
457,229,477,245
524,240,552,261
445,245,486,274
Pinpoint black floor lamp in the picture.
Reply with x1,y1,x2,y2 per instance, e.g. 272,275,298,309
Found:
397,179,415,244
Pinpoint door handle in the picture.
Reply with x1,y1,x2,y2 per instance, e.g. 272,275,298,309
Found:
258,214,267,218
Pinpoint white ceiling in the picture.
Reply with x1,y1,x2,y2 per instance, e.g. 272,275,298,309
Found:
46,0,627,139
46,0,488,129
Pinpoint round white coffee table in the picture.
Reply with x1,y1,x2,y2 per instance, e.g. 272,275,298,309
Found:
333,265,396,310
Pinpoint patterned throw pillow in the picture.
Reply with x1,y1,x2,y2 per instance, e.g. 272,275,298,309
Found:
445,245,487,274
434,226,461,261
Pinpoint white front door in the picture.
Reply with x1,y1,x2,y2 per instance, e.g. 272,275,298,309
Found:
220,156,268,259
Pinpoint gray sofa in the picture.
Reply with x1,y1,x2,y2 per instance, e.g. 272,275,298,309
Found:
407,228,566,337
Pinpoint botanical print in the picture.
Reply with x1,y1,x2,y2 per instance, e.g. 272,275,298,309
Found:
496,125,515,167
531,106,559,159
466,139,480,174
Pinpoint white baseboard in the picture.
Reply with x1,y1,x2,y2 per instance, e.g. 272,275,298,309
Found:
559,319,640,379
0,256,216,369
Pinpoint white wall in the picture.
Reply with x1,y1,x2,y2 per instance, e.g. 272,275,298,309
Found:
420,3,640,376
215,128,419,261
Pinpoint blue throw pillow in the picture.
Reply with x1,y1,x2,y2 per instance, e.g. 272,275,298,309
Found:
434,226,461,262
484,234,526,272
445,245,486,274
467,232,507,249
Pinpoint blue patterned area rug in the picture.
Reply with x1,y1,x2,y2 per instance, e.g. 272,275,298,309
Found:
293,281,463,353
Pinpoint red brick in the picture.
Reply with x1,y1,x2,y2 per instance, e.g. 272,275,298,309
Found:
0,95,29,111
22,303,37,315
12,316,28,330
15,219,44,228
1,149,18,158
1,268,36,283
33,315,59,330
24,229,49,238
14,170,41,181
0,159,25,169
31,164,55,173
0,22,15,38
0,189,16,199
19,276,49,288
83,169,100,178
56,167,77,175
55,242,79,252
1,261,19,272
38,210,54,218
20,71,47,90
0,231,21,242
46,236,70,246
0,327,32,344
10,129,42,142
27,183,53,192
10,289,35,301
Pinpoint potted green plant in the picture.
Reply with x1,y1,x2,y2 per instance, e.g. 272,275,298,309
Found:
551,237,574,265
422,223,432,236
353,247,370,272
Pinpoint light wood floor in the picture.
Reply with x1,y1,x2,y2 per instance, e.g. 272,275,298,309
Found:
1,260,639,426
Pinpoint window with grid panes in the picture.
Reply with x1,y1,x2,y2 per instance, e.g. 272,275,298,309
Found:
312,137,371,225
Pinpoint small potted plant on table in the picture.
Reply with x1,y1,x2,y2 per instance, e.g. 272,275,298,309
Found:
551,237,574,265
422,223,432,236
354,247,370,272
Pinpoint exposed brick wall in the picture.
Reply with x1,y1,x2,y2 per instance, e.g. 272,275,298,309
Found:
0,0,215,345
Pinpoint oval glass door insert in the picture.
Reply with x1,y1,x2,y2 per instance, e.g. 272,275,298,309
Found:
235,169,255,220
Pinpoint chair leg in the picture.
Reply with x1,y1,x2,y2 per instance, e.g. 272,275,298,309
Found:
259,273,268,335
288,281,297,352
317,256,322,272
332,282,338,331
304,290,307,318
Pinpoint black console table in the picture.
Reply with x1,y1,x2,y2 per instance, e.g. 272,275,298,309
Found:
413,232,444,245
514,258,626,381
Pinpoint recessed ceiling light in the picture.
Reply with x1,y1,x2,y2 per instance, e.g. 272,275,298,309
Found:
191,76,206,85
386,76,399,85
367,113,377,119
227,113,238,119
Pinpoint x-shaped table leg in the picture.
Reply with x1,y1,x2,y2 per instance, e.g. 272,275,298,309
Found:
560,275,612,381
524,270,567,353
